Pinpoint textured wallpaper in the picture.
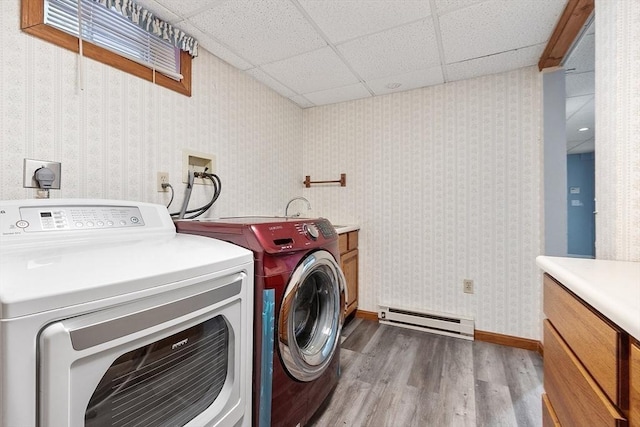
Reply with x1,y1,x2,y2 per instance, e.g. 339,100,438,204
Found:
303,67,543,339
595,0,640,262
1,0,548,339
0,0,302,217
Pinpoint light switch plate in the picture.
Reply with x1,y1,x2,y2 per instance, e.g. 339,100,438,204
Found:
23,158,62,189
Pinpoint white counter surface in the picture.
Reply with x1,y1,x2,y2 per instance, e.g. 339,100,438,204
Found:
536,256,640,341
333,224,360,234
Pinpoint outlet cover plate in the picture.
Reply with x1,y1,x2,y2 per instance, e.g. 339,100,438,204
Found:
463,279,474,294
23,158,61,189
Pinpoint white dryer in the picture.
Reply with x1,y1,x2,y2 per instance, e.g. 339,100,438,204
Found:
0,199,254,427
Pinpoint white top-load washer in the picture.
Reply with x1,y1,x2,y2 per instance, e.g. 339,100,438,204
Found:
0,199,254,427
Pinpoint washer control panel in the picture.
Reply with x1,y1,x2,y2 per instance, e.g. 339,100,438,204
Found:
17,205,145,232
303,223,319,240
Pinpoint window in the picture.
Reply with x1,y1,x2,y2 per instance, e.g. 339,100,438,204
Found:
21,0,197,96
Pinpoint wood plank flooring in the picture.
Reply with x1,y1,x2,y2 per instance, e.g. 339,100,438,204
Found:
308,319,543,427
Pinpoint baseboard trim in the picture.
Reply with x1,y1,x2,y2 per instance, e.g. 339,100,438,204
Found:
475,329,541,354
355,309,378,322
354,310,543,356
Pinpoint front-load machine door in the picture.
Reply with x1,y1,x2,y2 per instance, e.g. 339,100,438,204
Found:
38,272,251,427
278,250,346,382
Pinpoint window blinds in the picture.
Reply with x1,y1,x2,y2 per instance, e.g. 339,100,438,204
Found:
44,0,182,80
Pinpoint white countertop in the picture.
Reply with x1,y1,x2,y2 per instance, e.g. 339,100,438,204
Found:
536,256,640,341
332,224,360,234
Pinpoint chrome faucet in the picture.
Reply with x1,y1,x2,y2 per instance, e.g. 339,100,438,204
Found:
285,197,311,217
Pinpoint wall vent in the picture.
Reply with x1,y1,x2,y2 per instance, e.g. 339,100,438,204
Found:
378,305,474,341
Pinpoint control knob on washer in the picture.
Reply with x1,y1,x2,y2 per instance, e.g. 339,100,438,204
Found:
304,223,319,240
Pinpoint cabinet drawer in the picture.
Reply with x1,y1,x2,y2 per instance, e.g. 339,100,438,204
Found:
347,231,358,251
542,393,561,427
631,341,640,427
338,234,348,254
543,274,622,403
544,320,626,427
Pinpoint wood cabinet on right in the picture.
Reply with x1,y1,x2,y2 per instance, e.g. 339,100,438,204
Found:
542,273,629,427
338,231,358,317
631,341,640,427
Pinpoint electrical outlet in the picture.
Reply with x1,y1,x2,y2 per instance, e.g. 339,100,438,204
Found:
23,158,62,189
157,172,169,192
463,279,474,294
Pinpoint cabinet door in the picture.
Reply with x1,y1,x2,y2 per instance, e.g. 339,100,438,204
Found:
631,341,640,427
341,249,358,316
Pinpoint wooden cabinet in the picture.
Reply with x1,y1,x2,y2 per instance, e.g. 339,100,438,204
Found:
632,341,640,427
542,273,631,427
338,231,358,317
542,393,561,427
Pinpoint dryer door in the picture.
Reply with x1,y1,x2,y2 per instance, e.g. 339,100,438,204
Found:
278,250,346,382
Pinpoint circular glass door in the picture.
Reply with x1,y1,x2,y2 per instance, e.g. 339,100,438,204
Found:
278,250,346,382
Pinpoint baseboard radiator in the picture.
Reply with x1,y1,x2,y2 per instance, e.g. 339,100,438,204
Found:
378,305,474,341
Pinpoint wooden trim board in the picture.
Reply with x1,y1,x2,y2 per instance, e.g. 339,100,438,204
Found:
355,309,379,322
475,330,540,353
538,0,594,70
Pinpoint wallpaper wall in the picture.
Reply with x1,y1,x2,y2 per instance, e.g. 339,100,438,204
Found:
0,0,302,216
595,0,640,262
303,67,543,339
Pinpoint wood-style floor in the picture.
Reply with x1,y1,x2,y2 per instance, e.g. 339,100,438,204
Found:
308,318,543,427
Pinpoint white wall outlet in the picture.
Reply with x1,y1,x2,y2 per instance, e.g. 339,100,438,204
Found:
182,149,216,185
157,172,169,192
463,279,474,294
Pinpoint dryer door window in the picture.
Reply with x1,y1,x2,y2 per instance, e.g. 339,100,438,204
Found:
278,250,346,382
85,316,229,427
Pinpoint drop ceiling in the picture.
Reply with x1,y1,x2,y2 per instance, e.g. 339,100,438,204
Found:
135,0,568,108
564,18,595,154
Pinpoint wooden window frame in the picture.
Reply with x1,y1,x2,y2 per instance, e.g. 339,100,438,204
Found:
21,0,192,97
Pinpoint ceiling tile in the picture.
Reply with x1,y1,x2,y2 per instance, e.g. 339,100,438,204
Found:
567,138,595,154
298,0,432,43
338,19,440,81
178,22,253,70
566,71,595,98
445,43,542,81
134,0,181,23
303,83,372,106
367,66,444,95
155,0,220,18
434,0,485,15
566,99,594,140
439,0,565,63
261,47,359,94
564,33,595,73
289,95,314,108
566,94,593,119
245,68,297,98
188,0,326,65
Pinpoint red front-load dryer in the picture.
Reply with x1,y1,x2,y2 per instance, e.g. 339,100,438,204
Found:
175,217,346,427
